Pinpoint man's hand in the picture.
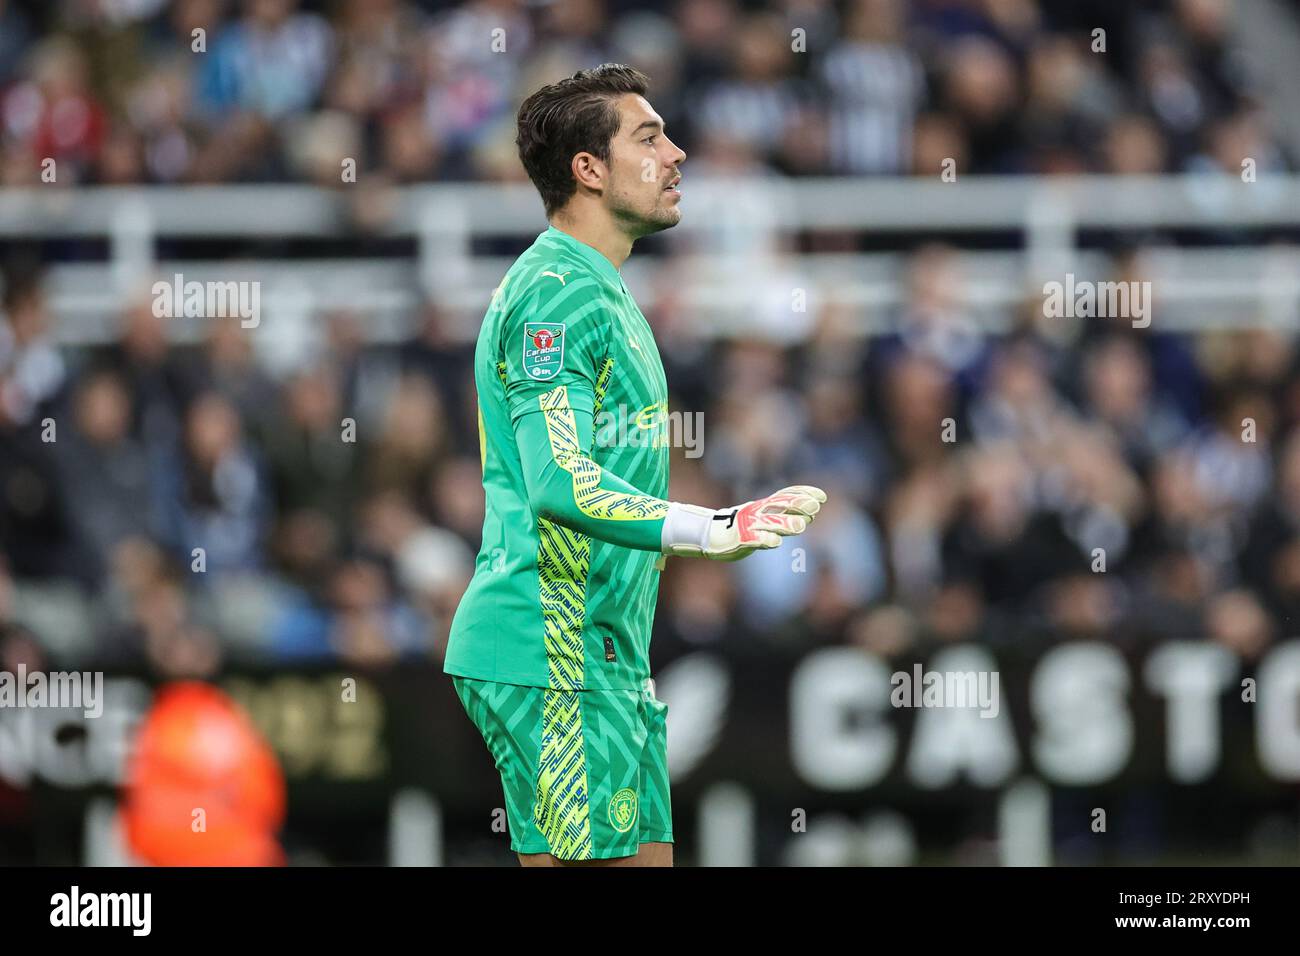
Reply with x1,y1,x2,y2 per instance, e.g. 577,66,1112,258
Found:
662,486,827,561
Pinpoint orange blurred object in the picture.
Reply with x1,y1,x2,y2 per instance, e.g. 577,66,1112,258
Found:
121,681,286,866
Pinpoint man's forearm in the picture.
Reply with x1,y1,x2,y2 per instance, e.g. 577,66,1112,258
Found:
513,384,822,560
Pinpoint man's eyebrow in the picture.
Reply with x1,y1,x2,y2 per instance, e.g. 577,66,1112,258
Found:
630,119,664,136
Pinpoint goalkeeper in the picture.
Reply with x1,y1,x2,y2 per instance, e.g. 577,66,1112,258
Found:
444,64,826,867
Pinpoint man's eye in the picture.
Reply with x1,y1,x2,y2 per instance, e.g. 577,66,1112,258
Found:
643,136,657,145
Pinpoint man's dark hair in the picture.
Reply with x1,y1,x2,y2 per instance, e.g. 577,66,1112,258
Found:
516,63,650,217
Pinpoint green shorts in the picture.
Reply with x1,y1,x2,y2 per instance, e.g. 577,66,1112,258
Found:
452,675,673,860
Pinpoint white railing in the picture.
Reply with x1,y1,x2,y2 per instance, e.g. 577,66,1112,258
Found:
3,175,1298,343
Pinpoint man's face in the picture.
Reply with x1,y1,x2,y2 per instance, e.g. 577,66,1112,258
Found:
601,94,686,237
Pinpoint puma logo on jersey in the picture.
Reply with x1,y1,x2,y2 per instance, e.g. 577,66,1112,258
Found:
540,270,570,286
628,337,641,351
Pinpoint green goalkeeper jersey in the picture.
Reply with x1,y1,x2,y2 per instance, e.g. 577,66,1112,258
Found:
444,225,672,691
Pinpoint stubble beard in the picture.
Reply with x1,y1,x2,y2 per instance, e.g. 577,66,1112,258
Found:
610,178,682,238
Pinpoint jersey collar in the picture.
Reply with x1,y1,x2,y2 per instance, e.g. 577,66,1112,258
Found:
542,225,626,291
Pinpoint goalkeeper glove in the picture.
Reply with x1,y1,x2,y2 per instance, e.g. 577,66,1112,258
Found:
661,485,827,561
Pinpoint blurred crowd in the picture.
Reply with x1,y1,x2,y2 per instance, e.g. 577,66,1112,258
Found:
0,259,491,673
657,241,1300,672
1,0,1299,681
0,0,1289,188
3,239,1300,677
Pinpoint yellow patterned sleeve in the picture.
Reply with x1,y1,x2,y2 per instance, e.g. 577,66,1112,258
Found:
514,383,668,551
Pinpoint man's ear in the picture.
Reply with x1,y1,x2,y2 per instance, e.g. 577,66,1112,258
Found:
571,151,606,194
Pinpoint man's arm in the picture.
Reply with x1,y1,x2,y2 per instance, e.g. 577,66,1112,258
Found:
501,267,824,559
514,381,668,551
513,381,825,560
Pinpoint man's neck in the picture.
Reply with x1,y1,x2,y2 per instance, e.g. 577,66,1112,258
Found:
548,212,633,272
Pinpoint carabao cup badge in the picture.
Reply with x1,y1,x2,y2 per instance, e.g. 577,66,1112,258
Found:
523,322,565,380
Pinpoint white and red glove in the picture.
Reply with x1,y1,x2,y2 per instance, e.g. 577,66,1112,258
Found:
661,486,827,562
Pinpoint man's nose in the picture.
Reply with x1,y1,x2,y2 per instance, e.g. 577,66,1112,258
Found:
667,137,686,166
